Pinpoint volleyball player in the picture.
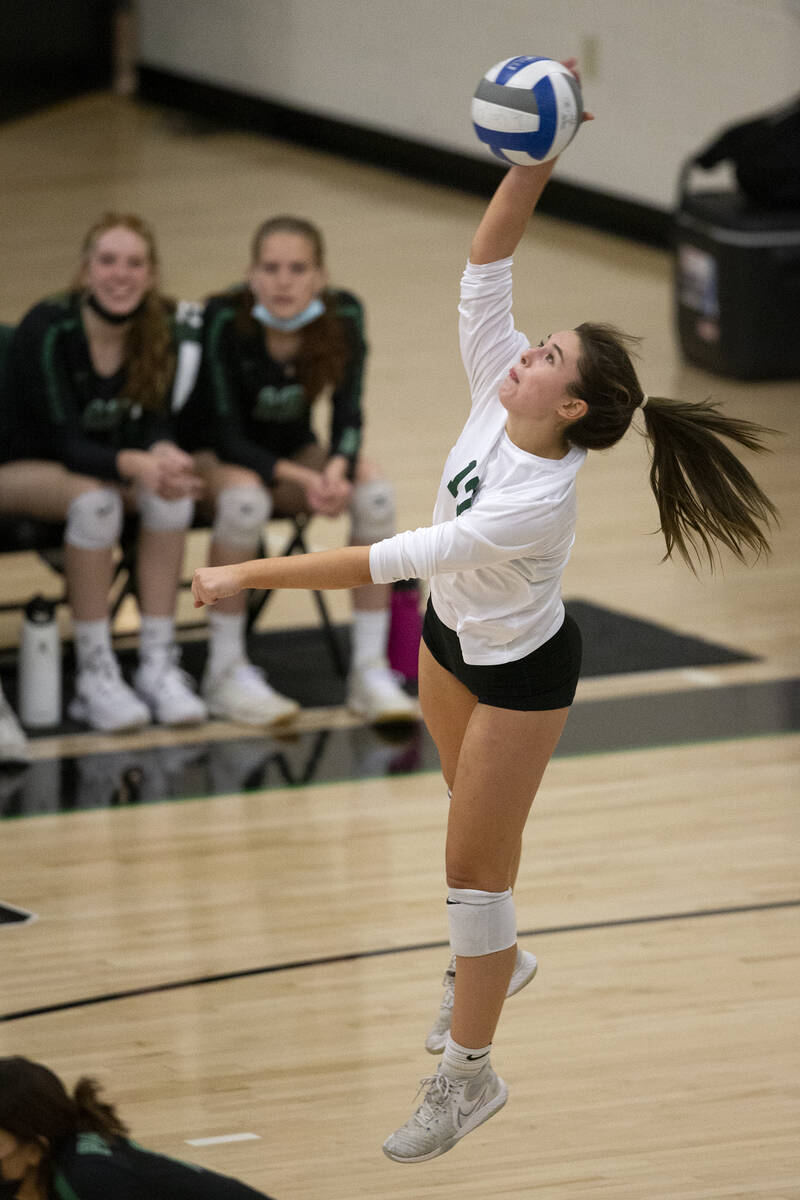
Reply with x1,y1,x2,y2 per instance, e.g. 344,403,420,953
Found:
190,69,776,1160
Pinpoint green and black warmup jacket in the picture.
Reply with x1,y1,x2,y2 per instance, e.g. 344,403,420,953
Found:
0,293,202,480
175,285,366,484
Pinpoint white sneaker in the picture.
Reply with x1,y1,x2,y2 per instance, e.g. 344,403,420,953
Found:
135,649,208,727
382,1062,508,1163
202,661,299,727
425,946,538,1054
68,654,151,732
347,661,418,724
0,690,30,763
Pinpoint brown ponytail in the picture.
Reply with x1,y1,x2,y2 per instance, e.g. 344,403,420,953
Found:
72,1076,129,1139
568,322,778,570
640,395,778,569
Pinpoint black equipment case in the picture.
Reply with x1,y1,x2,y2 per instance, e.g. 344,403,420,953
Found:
673,164,800,380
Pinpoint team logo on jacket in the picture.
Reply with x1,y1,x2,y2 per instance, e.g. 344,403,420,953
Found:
447,460,479,514
82,396,133,432
253,384,307,422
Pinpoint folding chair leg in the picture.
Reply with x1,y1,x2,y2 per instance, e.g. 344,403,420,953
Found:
310,587,348,678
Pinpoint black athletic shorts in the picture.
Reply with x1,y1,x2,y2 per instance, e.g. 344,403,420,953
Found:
422,597,582,711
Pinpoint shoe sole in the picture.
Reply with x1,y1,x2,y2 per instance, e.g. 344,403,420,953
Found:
425,952,538,1055
382,1076,508,1163
346,701,418,726
67,698,149,733
135,689,208,729
204,702,299,728
507,950,538,996
155,712,208,728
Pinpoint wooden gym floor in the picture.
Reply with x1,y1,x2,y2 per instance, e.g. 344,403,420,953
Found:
0,94,798,1199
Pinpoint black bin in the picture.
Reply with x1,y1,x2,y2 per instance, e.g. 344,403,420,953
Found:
673,168,800,380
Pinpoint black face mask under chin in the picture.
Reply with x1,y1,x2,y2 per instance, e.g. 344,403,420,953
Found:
0,1177,23,1199
85,292,147,325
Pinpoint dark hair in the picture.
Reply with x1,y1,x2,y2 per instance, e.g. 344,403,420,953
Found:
0,1057,127,1190
241,214,351,400
568,322,778,570
74,212,176,413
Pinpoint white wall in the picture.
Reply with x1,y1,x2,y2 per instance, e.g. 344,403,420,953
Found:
138,0,800,210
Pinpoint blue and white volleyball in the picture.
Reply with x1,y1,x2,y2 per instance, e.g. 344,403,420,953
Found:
472,56,583,165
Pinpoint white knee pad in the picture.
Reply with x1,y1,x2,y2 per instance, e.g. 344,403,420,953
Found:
212,486,271,549
137,487,194,532
64,488,123,550
447,887,516,957
350,479,395,543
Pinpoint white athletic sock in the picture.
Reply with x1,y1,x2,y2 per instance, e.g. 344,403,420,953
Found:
350,607,390,670
441,1035,492,1080
73,618,115,673
206,608,248,678
138,615,176,670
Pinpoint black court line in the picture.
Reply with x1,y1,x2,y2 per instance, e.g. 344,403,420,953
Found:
3,897,798,1024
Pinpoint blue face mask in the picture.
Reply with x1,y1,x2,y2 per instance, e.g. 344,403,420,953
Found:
251,296,325,333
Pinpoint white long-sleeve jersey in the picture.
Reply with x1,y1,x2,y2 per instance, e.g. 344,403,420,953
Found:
370,256,586,665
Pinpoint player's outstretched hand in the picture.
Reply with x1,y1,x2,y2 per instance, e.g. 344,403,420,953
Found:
562,57,594,122
192,564,245,608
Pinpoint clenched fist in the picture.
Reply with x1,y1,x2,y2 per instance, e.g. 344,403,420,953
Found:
191,564,245,608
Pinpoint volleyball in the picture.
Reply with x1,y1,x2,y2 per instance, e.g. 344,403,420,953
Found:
471,56,583,165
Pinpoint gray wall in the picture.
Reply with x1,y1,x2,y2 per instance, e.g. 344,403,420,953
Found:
138,0,800,210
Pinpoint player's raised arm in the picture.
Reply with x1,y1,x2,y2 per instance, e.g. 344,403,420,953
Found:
469,57,591,265
469,161,558,264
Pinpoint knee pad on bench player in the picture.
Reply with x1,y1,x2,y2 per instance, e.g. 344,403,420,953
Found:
64,488,123,550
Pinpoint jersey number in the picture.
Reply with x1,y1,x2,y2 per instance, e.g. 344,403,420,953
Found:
447,460,479,515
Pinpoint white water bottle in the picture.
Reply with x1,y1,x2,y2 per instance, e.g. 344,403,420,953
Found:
18,595,62,728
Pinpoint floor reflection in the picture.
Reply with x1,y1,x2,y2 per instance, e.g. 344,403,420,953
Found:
2,677,797,819
0,723,437,817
